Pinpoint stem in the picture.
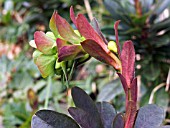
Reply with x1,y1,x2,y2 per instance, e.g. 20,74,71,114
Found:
44,76,52,109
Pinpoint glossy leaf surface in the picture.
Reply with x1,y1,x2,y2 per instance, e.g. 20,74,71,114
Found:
31,110,80,128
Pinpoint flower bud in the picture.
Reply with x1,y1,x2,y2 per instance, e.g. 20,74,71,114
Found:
108,41,117,54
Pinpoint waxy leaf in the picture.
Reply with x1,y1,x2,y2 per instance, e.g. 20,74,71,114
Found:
117,73,128,93
58,44,85,62
34,31,56,55
81,39,121,71
55,13,81,43
56,38,67,51
97,79,123,102
112,113,125,128
76,14,108,51
71,87,103,128
120,41,135,87
96,102,116,128
134,104,165,128
31,110,80,128
34,54,56,78
70,6,77,28
91,18,108,44
69,107,100,128
49,11,58,37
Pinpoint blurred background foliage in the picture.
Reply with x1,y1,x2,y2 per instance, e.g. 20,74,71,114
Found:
0,0,169,127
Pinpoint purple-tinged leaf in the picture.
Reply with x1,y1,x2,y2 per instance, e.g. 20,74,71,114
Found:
134,104,165,128
81,39,121,71
114,20,121,56
131,78,137,103
120,41,135,87
55,13,81,43
49,11,58,37
56,38,68,51
31,110,80,128
34,31,56,55
91,18,108,44
69,107,102,128
34,53,56,78
96,102,116,128
71,87,103,127
124,101,137,128
70,6,77,28
117,73,128,93
112,113,125,128
58,44,85,62
72,87,99,116
76,14,108,51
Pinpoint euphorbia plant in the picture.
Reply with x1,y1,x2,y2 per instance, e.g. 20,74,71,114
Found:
30,6,170,128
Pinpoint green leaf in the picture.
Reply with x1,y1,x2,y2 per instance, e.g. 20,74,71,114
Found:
143,63,160,81
97,79,123,102
31,110,80,128
55,13,82,44
34,54,56,78
49,11,59,37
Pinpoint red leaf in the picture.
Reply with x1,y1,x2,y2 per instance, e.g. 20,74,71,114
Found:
70,6,77,28
121,41,135,87
55,13,81,43
58,44,85,62
117,73,128,93
81,39,121,71
76,14,108,51
114,20,121,56
56,38,68,51
34,31,56,55
91,18,108,44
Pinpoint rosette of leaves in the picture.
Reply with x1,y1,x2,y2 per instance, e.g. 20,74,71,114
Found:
103,0,170,86
31,86,170,128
